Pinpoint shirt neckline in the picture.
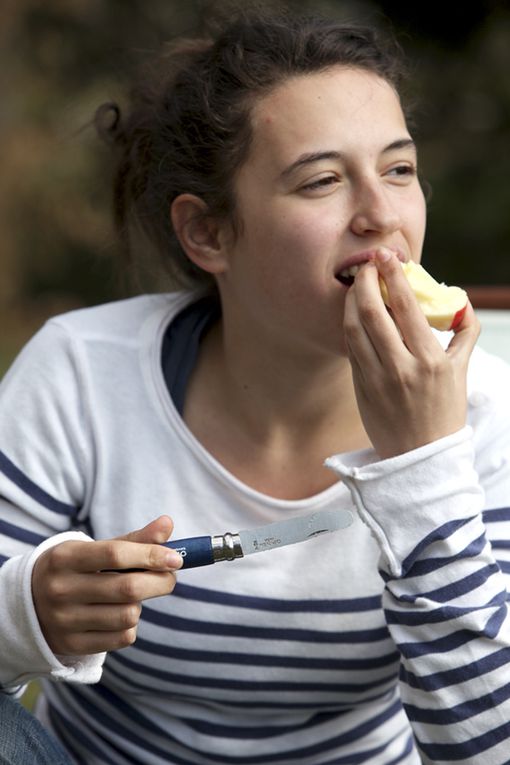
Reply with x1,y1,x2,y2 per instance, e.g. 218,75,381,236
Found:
146,293,348,511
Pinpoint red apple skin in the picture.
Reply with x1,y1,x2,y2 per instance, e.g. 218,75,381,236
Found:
449,305,467,331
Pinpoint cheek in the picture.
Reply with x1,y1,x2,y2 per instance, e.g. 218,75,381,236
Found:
246,211,332,276
410,190,427,249
270,211,339,264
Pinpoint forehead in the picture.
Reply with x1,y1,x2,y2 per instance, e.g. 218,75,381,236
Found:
247,66,408,168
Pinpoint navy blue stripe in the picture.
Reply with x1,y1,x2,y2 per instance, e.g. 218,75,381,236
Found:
484,602,508,638
0,518,47,547
0,450,77,517
483,506,510,523
134,635,399,671
141,605,390,643
418,716,510,760
173,582,381,613
405,679,510,725
103,661,393,710
181,709,342,739
0,554,8,567
404,532,487,577
394,563,500,605
399,517,474,576
109,650,396,694
499,560,510,573
400,645,510,692
386,589,507,626
490,539,510,550
398,628,475,660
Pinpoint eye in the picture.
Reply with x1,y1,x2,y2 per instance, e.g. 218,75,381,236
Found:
386,164,417,182
300,175,340,193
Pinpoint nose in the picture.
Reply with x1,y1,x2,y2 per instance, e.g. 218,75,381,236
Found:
349,178,402,237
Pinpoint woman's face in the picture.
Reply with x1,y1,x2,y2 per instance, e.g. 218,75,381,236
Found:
218,66,427,357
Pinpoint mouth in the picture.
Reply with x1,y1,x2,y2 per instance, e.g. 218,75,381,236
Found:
336,264,362,287
335,248,407,287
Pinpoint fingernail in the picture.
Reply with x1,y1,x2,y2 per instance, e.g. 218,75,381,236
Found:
377,248,393,263
165,550,182,569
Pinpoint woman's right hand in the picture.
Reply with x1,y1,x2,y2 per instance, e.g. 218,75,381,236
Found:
31,515,182,656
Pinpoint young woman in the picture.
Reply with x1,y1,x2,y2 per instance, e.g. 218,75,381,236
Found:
1,9,509,765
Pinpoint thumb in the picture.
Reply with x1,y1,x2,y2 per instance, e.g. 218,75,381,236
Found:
446,300,480,366
115,515,174,545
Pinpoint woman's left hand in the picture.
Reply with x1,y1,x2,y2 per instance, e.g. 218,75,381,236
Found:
343,249,480,459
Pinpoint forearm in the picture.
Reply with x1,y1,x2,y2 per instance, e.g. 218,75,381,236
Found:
327,427,510,764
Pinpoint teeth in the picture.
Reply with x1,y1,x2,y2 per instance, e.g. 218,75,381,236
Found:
339,264,361,279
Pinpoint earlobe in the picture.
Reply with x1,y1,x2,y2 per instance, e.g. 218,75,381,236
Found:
170,193,228,275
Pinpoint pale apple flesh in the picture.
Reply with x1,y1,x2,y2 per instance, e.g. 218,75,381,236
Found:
379,261,468,331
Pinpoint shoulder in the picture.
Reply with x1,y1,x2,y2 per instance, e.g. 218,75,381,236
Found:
47,292,192,342
1,291,197,398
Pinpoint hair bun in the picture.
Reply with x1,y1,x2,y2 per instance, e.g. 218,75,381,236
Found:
94,101,125,147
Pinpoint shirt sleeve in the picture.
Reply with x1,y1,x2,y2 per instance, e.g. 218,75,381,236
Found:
326,408,510,764
0,321,106,688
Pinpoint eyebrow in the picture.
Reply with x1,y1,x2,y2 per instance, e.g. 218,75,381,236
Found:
280,138,417,179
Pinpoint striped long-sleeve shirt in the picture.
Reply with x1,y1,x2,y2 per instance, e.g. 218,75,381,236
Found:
1,292,509,764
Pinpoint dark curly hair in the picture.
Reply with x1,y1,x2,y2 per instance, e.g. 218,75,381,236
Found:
95,8,409,292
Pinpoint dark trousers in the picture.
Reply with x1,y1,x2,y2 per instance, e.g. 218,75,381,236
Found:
0,692,72,764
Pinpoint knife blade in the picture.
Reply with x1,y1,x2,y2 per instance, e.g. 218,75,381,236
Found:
164,507,353,569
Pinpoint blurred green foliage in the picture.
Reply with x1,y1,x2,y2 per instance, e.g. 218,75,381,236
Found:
1,0,509,371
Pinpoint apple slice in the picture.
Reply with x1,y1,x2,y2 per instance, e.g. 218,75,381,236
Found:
379,261,468,331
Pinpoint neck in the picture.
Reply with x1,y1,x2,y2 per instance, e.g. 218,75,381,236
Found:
188,314,367,451
183,314,371,499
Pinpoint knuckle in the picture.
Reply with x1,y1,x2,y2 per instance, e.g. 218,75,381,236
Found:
121,604,141,629
103,541,124,570
117,627,137,649
419,354,443,377
343,317,357,336
167,573,178,594
46,577,71,603
358,302,380,324
387,365,411,387
47,542,72,571
148,546,165,570
117,575,142,602
59,632,82,655
389,292,411,315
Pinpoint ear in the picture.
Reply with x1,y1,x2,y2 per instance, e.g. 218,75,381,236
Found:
170,193,229,275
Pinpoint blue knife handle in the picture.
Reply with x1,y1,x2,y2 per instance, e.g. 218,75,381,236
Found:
163,536,214,569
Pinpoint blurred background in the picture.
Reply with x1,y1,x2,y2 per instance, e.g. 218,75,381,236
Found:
1,0,510,373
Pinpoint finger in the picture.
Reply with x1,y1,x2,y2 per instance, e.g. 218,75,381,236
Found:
343,285,377,372
60,570,178,604
349,259,409,362
55,539,182,574
375,250,441,357
115,515,174,545
55,626,139,656
446,300,480,364
54,602,143,632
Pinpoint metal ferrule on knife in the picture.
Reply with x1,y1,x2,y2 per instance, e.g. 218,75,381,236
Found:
211,532,243,563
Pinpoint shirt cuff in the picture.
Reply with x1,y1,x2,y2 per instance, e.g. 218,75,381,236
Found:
325,427,484,577
1,532,106,687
